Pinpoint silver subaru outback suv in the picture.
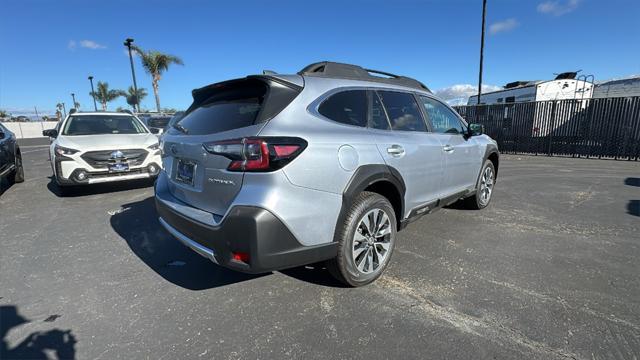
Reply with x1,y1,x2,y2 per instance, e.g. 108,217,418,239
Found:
155,62,499,286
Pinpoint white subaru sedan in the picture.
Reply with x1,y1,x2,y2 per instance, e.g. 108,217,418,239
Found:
44,111,162,189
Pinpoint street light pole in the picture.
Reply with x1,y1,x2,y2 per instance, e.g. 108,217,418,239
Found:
124,38,140,113
71,93,77,110
476,0,487,121
88,76,98,111
62,102,67,117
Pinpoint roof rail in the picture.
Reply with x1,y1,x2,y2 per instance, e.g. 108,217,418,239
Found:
298,61,431,93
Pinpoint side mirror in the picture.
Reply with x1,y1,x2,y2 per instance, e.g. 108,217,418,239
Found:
468,123,484,136
149,128,160,134
43,129,58,138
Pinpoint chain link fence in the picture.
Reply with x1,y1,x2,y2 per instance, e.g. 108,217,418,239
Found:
454,97,640,160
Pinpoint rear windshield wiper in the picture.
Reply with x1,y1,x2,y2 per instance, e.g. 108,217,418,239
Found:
173,123,189,134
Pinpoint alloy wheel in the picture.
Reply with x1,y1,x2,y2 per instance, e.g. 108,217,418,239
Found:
352,208,393,274
479,166,494,205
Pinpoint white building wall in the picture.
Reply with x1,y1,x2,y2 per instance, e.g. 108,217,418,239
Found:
3,121,58,139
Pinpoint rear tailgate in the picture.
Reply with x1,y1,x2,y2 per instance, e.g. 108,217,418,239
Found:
162,76,302,216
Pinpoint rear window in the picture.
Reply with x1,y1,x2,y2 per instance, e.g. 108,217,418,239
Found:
175,78,300,136
318,90,367,127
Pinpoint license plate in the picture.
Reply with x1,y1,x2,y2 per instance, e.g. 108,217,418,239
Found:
176,159,196,185
108,162,129,172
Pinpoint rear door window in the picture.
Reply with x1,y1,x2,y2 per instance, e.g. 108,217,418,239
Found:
368,91,391,130
377,91,427,132
318,90,367,127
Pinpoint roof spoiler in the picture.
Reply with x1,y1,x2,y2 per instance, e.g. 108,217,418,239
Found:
298,61,431,93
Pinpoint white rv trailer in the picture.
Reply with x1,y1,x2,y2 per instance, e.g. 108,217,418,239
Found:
593,77,640,98
468,73,594,105
466,73,595,138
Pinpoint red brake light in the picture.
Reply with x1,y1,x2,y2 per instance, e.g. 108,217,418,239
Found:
232,252,250,263
203,137,306,172
273,145,300,157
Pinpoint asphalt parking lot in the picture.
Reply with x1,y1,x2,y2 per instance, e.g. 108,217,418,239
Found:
1,147,639,359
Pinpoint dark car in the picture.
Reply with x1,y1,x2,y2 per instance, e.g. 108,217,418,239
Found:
139,114,173,135
0,123,25,185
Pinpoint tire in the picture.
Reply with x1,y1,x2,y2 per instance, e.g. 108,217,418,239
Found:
10,151,25,183
327,191,397,287
464,159,495,210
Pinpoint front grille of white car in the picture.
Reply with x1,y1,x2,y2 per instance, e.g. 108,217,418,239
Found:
81,149,148,169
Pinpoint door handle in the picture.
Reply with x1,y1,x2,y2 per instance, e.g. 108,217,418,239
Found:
443,144,454,153
387,145,405,156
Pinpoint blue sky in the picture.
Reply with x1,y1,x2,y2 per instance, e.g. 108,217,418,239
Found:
1,0,639,115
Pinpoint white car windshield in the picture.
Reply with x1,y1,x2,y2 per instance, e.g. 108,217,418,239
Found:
61,115,148,136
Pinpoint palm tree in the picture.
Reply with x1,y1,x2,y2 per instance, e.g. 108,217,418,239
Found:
90,81,126,111
131,46,183,112
125,86,148,111
56,103,65,119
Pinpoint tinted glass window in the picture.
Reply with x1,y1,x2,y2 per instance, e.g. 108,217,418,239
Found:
61,115,147,136
176,80,267,135
147,116,172,128
420,97,465,134
377,91,426,132
369,91,390,130
318,90,367,127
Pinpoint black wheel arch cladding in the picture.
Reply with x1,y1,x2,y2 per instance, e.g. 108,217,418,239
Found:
334,164,406,241
483,144,499,178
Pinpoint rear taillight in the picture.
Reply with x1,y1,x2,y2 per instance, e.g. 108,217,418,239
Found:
202,137,307,172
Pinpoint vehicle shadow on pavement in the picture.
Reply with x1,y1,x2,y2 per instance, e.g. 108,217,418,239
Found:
110,196,267,290
46,176,154,197
624,177,640,187
627,200,640,217
280,264,349,288
625,178,639,217
1,305,77,360
0,178,9,197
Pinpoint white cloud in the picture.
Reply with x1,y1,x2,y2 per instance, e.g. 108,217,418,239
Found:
489,18,519,35
537,0,581,16
79,40,106,49
434,84,503,105
67,40,76,50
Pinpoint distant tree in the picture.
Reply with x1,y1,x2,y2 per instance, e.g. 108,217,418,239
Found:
125,86,148,111
132,46,183,112
0,109,8,117
55,110,62,120
89,81,126,111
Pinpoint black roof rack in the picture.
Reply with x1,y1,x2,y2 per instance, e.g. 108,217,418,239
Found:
298,61,431,93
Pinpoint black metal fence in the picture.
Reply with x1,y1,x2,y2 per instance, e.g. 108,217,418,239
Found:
453,97,640,160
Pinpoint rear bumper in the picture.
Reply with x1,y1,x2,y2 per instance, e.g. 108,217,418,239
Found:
155,189,338,274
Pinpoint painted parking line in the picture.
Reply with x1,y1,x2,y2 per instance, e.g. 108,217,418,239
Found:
21,147,50,154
